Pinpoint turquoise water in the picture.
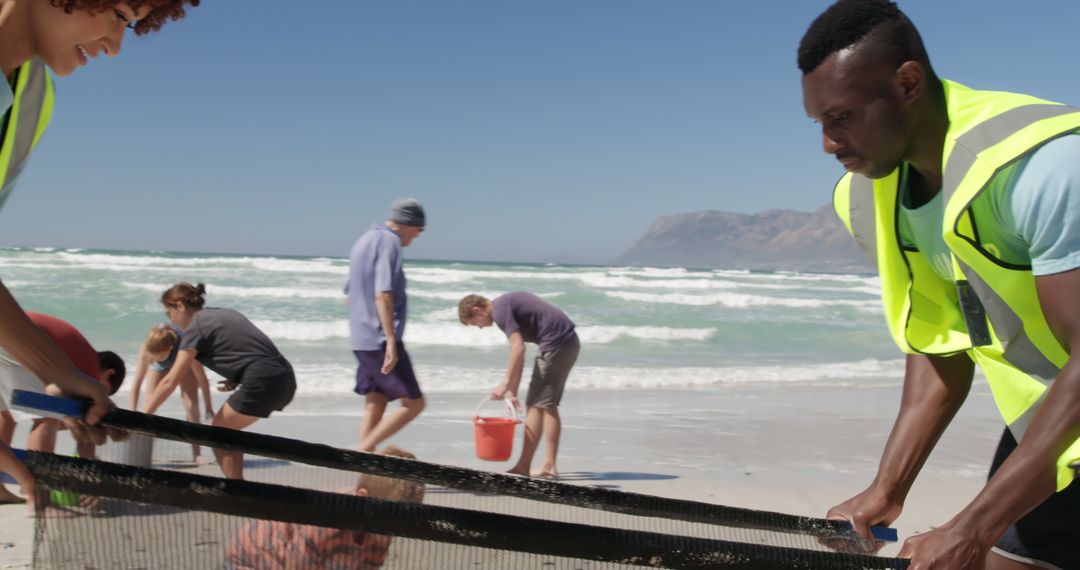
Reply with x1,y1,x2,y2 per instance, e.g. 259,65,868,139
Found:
0,246,904,413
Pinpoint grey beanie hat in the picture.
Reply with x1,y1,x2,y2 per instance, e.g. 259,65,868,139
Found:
388,198,426,228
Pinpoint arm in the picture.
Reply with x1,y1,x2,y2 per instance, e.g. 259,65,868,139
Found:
0,282,111,429
828,352,974,539
375,291,398,374
128,345,152,410
490,332,526,404
142,349,197,415
191,361,214,418
900,269,1080,567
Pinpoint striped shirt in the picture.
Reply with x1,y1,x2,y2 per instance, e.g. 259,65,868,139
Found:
225,518,392,570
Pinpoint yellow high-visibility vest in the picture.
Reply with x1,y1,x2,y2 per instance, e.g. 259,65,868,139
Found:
834,80,1080,490
0,57,55,207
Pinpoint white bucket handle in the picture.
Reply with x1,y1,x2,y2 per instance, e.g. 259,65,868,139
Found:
473,396,520,423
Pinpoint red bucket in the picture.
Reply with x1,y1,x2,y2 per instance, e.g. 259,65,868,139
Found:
473,397,522,462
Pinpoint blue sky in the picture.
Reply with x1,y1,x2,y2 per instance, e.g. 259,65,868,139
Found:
2,1,1078,263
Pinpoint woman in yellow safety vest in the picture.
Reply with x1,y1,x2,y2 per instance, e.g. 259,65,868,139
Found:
0,0,199,506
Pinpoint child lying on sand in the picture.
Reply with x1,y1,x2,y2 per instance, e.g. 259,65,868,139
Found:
224,445,424,570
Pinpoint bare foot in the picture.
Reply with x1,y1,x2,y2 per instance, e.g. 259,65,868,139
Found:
530,469,559,479
505,467,529,476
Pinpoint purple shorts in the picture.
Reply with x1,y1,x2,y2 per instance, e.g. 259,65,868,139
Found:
353,342,423,401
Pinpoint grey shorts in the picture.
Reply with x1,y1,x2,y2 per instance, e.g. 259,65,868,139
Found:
525,334,579,409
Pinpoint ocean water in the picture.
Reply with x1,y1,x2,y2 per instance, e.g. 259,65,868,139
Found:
0,246,906,416
3,245,1006,528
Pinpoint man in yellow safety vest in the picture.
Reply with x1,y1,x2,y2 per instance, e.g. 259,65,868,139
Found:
799,1,1080,568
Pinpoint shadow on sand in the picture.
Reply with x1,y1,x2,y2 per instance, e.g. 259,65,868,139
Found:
425,470,679,494
149,457,288,470
556,471,679,482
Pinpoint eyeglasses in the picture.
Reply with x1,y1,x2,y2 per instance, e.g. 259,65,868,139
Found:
113,9,140,30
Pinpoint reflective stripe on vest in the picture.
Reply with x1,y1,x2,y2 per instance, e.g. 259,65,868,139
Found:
957,264,1059,382
0,58,54,205
942,104,1079,205
848,175,877,262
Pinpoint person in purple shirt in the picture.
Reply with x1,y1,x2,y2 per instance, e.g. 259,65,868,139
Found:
459,292,579,478
345,199,427,452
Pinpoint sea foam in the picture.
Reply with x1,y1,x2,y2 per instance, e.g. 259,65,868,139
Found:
604,290,879,309
247,319,718,346
275,358,907,399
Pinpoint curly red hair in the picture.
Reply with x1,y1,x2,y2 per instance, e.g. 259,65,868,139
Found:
48,0,200,35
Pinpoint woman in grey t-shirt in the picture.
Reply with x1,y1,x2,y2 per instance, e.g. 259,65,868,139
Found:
142,282,295,479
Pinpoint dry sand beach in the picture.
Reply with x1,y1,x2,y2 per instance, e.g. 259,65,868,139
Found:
0,381,1002,568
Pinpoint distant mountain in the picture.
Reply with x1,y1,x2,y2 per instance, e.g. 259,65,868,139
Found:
616,204,874,273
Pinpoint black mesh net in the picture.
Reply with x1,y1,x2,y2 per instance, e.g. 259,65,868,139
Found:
26,409,909,569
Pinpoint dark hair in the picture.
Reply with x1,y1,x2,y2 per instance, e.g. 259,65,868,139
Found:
161,282,206,310
48,0,200,36
797,0,932,76
97,351,125,395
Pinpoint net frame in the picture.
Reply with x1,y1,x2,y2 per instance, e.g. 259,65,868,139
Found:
12,390,909,568
25,452,910,570
93,406,895,542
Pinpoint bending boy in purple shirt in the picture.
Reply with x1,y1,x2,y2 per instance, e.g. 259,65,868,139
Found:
459,292,579,478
